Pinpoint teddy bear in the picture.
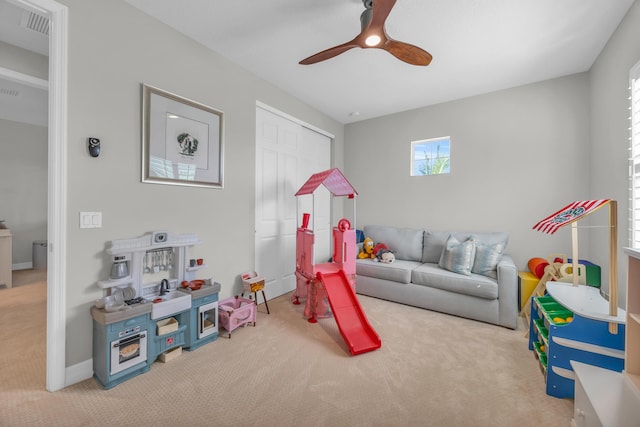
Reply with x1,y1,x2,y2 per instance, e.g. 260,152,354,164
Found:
358,237,376,259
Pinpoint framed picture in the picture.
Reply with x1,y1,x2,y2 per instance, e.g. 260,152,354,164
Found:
142,84,224,188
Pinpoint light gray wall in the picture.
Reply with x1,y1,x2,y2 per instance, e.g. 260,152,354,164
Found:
0,40,48,79
589,0,640,304
59,0,344,366
344,73,591,272
0,42,48,267
0,118,47,264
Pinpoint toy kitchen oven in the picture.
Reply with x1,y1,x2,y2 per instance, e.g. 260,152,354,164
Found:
91,231,220,389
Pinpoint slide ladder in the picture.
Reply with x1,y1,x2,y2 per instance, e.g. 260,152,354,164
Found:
317,270,381,356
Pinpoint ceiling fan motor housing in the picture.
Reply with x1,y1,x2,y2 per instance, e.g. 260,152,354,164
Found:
360,8,372,30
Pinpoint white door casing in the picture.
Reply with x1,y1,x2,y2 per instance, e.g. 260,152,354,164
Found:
10,0,68,391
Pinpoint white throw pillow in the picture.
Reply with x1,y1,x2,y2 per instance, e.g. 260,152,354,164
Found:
472,242,504,279
438,235,476,276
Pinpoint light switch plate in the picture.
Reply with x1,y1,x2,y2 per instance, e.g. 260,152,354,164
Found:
80,211,102,228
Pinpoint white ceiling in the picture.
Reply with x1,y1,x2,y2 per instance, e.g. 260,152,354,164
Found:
125,0,635,124
0,1,635,127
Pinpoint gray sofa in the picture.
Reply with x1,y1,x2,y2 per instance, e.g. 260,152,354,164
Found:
355,225,518,329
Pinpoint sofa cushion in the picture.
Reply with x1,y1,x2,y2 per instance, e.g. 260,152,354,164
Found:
412,263,499,300
471,241,505,279
438,235,476,276
356,259,423,284
363,225,424,262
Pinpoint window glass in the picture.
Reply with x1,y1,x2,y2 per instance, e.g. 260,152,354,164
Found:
411,137,450,176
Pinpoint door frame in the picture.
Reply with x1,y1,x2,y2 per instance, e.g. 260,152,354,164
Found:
11,0,68,392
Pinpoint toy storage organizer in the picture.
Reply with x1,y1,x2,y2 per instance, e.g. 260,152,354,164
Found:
528,282,625,398
527,199,628,397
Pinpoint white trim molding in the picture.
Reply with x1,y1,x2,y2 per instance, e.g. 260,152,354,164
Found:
45,0,68,393
256,100,335,140
12,0,68,392
0,66,48,90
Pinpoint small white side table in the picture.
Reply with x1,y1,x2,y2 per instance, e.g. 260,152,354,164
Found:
0,229,12,289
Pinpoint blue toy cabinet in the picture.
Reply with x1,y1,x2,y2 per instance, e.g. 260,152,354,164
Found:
92,308,151,389
151,310,188,360
184,282,221,351
528,282,626,398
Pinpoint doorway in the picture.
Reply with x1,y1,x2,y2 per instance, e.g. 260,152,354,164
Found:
254,103,332,302
4,0,68,392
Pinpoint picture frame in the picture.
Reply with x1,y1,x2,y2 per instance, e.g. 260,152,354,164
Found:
141,84,224,188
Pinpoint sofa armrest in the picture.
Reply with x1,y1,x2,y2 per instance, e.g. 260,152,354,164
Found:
497,254,518,329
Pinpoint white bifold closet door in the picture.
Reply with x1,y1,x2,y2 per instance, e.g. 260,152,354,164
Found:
255,106,331,301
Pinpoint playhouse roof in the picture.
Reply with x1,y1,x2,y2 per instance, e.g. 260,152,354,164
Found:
295,168,358,197
532,199,611,234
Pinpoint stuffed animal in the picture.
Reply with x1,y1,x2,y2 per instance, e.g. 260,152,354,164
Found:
358,237,375,259
372,243,395,263
377,250,395,263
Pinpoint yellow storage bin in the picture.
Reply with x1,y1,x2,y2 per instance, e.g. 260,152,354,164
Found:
518,271,538,311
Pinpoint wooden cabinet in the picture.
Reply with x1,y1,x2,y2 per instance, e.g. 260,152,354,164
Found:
0,229,12,289
570,248,640,426
625,248,640,394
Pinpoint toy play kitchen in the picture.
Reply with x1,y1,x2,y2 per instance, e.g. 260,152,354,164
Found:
91,231,220,389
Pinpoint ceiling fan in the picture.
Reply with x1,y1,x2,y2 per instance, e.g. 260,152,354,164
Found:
299,0,432,66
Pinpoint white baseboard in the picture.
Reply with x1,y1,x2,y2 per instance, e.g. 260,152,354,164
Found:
65,358,93,387
12,262,33,270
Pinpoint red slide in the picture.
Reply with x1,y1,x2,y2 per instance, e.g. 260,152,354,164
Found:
316,270,381,356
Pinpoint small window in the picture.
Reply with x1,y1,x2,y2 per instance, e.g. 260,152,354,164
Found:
411,137,451,176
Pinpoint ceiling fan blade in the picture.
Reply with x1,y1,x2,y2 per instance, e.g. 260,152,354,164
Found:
299,0,432,66
383,39,432,66
299,39,360,65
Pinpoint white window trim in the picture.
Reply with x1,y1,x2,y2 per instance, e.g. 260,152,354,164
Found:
410,136,451,177
628,60,640,247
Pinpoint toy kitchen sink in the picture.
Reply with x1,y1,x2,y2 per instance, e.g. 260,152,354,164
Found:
150,288,192,320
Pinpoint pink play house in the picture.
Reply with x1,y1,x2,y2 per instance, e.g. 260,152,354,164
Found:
293,168,381,356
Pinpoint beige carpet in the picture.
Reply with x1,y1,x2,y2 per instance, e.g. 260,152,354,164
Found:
0,271,573,426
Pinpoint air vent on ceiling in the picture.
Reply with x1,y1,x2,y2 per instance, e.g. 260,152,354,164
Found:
21,10,50,36
0,87,21,97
